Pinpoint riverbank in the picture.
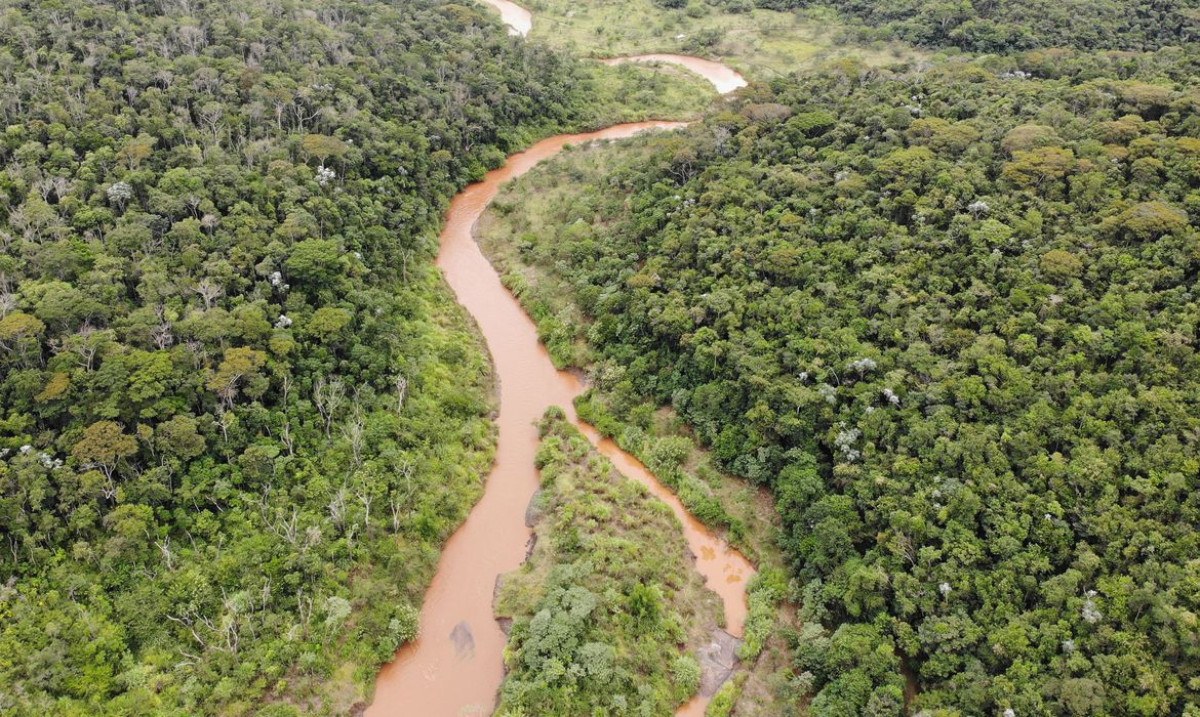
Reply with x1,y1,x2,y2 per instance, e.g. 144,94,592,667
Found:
476,130,802,713
494,408,727,716
366,121,755,717
363,3,774,715
482,0,749,97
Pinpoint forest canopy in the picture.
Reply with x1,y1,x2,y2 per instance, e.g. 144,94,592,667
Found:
809,0,1200,53
0,0,664,713
713,0,1200,53
7,0,1200,713
494,408,720,716
478,46,1200,716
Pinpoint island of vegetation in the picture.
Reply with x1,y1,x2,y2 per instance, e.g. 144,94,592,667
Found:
495,407,722,716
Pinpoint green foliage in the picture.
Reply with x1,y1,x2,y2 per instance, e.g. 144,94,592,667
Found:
0,0,676,711
705,675,744,717
498,410,717,716
470,51,1200,715
739,569,786,661
576,391,742,538
521,0,924,78
673,653,703,694
806,0,1200,52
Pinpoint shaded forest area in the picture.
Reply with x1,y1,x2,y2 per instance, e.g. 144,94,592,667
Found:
813,0,1199,53
690,0,1200,52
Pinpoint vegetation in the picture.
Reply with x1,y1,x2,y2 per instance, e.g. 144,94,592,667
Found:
525,0,1197,64
522,0,924,78
811,0,1200,53
565,0,1200,55
0,0,710,714
475,47,1200,716
495,407,720,716
706,672,748,717
585,62,716,122
8,0,1200,713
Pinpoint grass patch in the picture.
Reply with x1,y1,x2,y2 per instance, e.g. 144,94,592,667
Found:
582,60,717,125
522,0,926,77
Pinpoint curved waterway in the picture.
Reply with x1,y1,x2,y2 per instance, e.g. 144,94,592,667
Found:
366,122,754,717
601,54,747,94
480,0,748,94
367,6,754,717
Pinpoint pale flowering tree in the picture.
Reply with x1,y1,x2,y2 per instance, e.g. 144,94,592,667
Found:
152,323,174,349
343,409,365,469
313,376,345,437
107,181,133,209
834,424,862,462
393,374,408,412
201,213,220,235
847,357,877,375
193,280,223,310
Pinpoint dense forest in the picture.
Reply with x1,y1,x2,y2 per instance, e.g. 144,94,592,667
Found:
7,0,1200,713
0,0,694,713
805,0,1200,53
687,0,1200,52
480,46,1200,716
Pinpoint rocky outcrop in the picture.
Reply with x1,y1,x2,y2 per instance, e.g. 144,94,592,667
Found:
697,628,742,697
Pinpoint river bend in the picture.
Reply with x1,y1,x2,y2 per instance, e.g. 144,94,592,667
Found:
366,6,752,716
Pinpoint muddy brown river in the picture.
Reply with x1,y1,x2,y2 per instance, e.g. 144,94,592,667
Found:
366,8,753,717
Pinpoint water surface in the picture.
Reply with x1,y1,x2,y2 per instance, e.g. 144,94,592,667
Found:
480,0,532,35
367,6,756,714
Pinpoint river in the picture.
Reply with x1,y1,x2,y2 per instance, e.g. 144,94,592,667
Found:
365,6,752,717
